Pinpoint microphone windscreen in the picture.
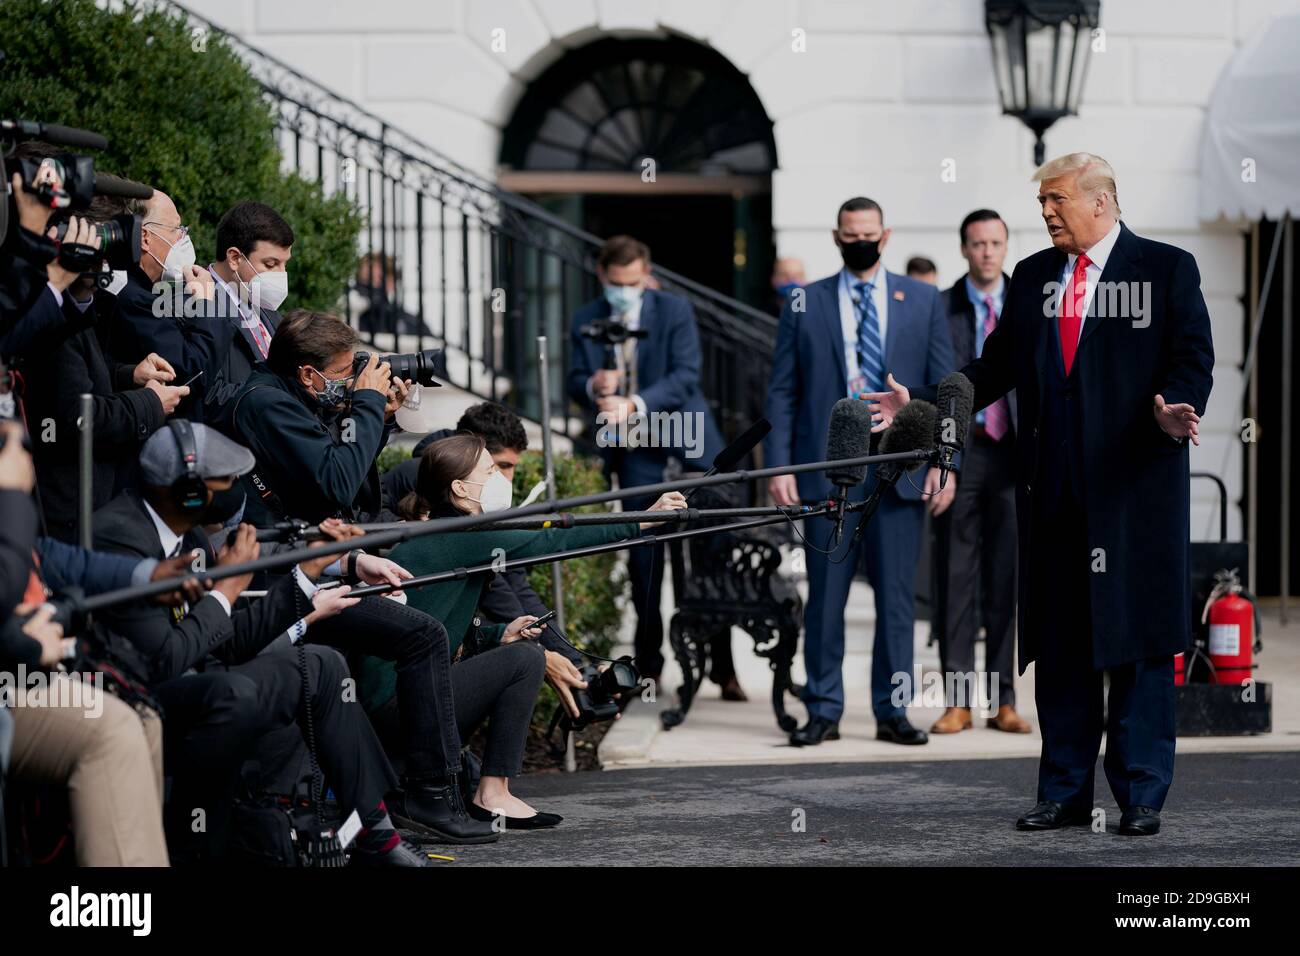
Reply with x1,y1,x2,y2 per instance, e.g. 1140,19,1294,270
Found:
825,398,874,487
714,418,772,473
933,372,974,452
879,400,935,471
93,172,153,201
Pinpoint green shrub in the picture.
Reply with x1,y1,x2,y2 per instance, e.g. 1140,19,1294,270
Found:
0,0,363,311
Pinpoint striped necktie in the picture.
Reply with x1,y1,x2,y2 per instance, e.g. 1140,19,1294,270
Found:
981,295,1009,441
853,280,883,394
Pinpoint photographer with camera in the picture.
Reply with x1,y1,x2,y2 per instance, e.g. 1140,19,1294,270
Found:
567,235,728,692
10,183,189,541
224,311,493,843
0,419,172,865
375,433,686,827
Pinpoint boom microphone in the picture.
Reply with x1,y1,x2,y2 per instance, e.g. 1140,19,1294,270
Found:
685,417,772,502
0,119,109,151
933,373,974,490
824,398,874,546
93,171,153,201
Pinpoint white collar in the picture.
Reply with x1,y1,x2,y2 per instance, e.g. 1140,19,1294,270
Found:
142,499,185,558
1069,219,1122,274
208,264,253,321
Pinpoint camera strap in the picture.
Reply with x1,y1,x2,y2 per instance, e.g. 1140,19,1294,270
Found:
231,385,291,521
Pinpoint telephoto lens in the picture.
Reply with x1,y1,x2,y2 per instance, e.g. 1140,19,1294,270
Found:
353,348,444,387
51,213,141,270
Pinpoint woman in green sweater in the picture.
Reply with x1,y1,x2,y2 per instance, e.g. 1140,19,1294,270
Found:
367,433,684,828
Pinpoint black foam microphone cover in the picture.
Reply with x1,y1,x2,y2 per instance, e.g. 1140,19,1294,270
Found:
825,398,874,487
879,400,936,469
933,373,974,454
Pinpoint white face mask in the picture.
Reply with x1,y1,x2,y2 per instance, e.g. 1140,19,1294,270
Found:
239,252,289,311
146,229,195,281
461,471,512,513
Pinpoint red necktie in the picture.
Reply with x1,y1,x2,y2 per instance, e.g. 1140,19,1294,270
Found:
1059,253,1091,375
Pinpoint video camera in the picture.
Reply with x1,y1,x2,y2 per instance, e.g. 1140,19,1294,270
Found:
1,117,152,268
578,317,647,348
352,348,444,388
564,656,641,732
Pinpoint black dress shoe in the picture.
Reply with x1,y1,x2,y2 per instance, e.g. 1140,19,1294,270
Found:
789,716,840,747
1119,806,1161,836
390,776,499,845
875,716,928,745
468,802,563,830
350,837,437,867
1016,800,1091,830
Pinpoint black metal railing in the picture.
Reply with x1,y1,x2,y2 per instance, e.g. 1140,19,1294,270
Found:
172,2,778,449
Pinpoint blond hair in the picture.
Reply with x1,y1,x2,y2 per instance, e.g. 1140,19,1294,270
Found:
1032,152,1121,216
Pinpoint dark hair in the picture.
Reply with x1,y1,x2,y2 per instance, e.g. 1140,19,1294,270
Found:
906,256,937,276
215,201,294,263
398,433,487,520
836,197,884,229
959,208,1007,245
456,402,527,454
266,309,358,378
597,235,650,270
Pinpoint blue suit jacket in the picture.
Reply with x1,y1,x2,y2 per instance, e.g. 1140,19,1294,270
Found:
568,289,725,487
763,270,955,503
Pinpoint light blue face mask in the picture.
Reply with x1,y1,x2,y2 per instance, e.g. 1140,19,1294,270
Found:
602,283,643,315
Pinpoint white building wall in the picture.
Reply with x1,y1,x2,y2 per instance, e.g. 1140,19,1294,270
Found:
179,0,1300,540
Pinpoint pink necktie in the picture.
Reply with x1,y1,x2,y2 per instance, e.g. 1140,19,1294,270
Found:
982,295,1009,442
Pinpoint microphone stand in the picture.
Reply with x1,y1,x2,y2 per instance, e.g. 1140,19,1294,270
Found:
346,504,836,599
76,448,928,612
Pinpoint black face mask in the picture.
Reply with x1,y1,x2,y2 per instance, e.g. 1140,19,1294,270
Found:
203,484,247,527
838,238,881,272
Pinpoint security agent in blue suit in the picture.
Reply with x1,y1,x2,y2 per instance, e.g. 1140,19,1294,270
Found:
568,236,725,685
764,198,956,746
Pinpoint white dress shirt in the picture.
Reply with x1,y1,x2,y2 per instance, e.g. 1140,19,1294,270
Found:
837,267,890,398
142,499,231,617
1054,218,1123,343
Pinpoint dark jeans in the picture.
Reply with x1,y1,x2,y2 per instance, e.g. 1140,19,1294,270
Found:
154,643,396,860
307,596,461,779
452,640,547,778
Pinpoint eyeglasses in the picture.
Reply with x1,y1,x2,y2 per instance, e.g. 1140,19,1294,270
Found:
143,221,189,242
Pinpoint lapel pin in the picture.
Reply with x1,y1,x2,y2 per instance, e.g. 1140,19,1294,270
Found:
893,289,905,301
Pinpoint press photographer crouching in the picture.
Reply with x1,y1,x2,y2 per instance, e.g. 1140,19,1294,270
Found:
222,311,492,843
362,434,686,827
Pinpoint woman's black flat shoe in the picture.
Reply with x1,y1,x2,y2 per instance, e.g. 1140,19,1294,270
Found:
468,802,563,829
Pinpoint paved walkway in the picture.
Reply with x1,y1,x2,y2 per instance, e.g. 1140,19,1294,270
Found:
600,571,1299,768
445,751,1300,866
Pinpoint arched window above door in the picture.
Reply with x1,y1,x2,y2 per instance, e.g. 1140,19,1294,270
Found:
500,37,776,175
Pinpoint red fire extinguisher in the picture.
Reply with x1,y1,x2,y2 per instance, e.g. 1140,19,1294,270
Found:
1200,568,1255,686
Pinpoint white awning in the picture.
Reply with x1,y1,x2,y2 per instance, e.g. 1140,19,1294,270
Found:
1199,11,1300,222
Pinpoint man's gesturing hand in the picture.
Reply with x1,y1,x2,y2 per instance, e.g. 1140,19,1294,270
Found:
860,372,911,433
1154,394,1200,446
768,474,800,507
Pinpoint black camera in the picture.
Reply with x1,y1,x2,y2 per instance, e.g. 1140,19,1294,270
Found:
567,656,640,730
50,211,141,271
579,318,647,347
352,348,444,387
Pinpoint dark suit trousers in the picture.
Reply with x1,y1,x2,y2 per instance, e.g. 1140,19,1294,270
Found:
933,432,1018,708
802,491,924,722
306,596,461,780
625,491,736,682
154,644,396,860
1032,494,1176,812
